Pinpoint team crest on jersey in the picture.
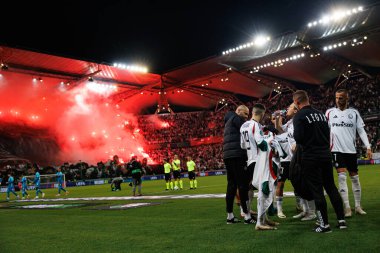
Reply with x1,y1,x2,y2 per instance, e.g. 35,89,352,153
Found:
348,113,353,119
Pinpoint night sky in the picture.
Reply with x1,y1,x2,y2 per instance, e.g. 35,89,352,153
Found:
1,0,378,73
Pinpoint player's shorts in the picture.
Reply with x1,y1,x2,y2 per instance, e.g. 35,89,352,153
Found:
188,171,196,180
164,173,171,181
278,161,290,182
247,162,256,190
132,172,142,179
132,177,141,186
173,170,181,179
247,162,255,178
332,152,358,173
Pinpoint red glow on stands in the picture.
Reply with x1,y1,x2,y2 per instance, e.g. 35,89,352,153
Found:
0,72,148,164
161,122,170,128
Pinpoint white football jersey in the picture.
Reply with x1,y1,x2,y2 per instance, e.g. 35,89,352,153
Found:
278,119,296,162
325,107,370,154
240,120,265,166
275,132,292,162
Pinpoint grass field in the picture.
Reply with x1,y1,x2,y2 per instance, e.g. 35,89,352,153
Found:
1,165,380,253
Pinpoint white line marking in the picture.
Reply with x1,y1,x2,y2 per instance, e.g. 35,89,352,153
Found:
14,192,295,202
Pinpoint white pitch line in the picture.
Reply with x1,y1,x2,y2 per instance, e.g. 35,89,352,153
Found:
13,192,295,202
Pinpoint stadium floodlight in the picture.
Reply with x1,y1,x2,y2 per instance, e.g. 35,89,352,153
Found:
322,36,367,52
86,82,118,94
307,5,364,28
253,35,271,47
113,62,148,73
221,34,271,55
251,52,305,71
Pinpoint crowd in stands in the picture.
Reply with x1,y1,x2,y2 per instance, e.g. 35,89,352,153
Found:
138,111,224,144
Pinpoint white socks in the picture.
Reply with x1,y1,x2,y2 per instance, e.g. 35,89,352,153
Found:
240,205,245,216
308,200,316,215
244,207,252,220
301,198,307,213
276,196,283,213
351,175,362,208
338,172,350,209
227,212,234,220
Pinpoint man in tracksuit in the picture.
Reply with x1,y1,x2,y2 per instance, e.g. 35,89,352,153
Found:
223,105,253,224
292,90,346,233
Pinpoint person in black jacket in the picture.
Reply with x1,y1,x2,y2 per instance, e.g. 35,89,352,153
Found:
127,156,144,196
223,105,252,224
292,90,346,233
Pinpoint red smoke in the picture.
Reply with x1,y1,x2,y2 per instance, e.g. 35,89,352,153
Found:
0,71,150,165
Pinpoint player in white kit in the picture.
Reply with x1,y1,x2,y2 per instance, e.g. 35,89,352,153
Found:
326,89,372,217
241,104,278,230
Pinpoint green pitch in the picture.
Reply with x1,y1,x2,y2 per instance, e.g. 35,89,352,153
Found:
1,165,380,253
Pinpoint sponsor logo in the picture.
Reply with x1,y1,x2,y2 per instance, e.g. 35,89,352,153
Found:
76,181,86,186
332,122,354,127
333,115,338,118
94,180,104,185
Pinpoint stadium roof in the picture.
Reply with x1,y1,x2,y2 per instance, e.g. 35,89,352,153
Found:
1,3,380,112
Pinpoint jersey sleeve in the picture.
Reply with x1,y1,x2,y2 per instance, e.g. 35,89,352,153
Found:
355,110,371,149
293,113,305,145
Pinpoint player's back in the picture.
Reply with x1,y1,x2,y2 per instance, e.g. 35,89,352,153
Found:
240,120,262,166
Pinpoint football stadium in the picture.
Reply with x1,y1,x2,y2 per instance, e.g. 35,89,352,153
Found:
1,1,380,253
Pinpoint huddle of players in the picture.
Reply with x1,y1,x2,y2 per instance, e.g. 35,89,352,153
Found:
163,155,197,190
228,88,370,232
